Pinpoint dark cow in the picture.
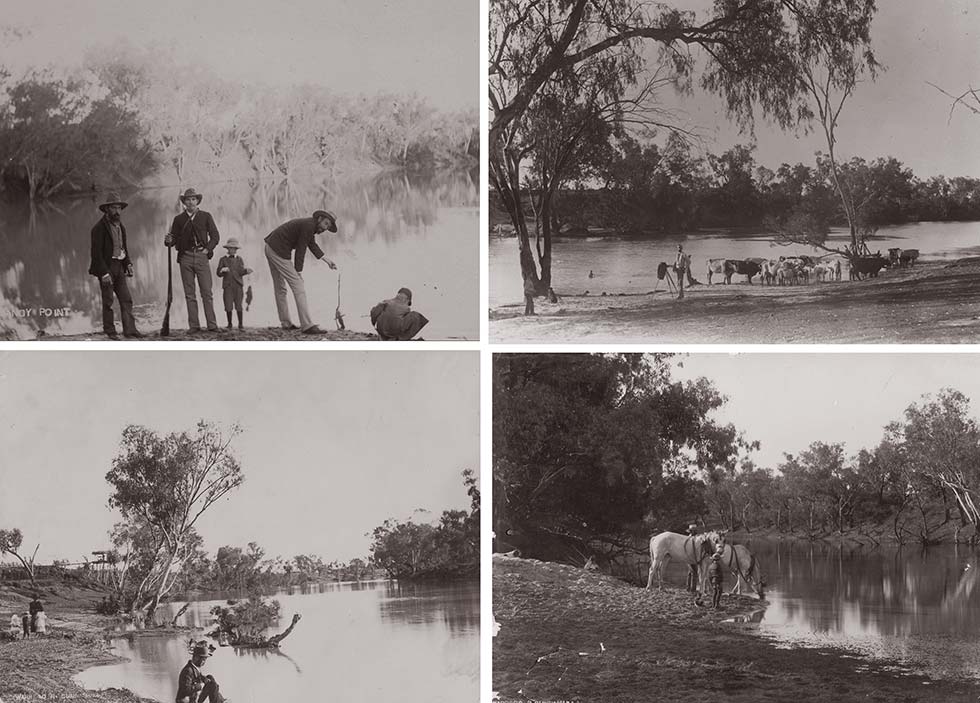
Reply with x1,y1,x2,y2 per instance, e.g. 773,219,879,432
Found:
900,248,920,267
849,255,888,280
725,259,761,285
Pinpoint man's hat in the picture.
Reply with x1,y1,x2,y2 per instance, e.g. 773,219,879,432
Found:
192,642,211,658
397,287,413,304
98,192,128,212
179,187,203,204
223,238,241,250
313,210,338,233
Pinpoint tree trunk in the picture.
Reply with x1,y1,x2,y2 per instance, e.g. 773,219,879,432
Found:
266,613,302,647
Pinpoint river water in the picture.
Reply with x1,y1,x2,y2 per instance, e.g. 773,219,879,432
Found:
685,539,980,682
0,171,478,340
73,580,479,703
489,221,980,307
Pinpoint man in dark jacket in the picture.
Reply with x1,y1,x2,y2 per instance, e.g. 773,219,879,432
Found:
370,287,429,340
264,209,338,335
89,192,142,339
164,188,221,333
176,642,225,702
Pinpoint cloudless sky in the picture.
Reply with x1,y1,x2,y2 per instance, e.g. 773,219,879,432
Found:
2,0,477,111
647,1,980,178
0,351,479,564
671,353,980,470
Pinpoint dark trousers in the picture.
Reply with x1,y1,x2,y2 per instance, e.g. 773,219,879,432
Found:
22,621,29,637
199,676,224,703
711,580,722,608
524,294,535,315
99,259,137,335
223,285,244,313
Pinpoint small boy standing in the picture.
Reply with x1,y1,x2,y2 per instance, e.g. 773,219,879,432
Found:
216,238,252,330
21,612,30,638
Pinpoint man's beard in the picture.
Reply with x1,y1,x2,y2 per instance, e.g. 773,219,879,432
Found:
107,211,121,222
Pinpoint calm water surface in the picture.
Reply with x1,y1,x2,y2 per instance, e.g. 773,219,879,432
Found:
679,539,980,681
0,172,478,339
74,580,479,703
489,221,980,307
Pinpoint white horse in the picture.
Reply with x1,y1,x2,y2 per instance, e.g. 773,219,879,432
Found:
646,530,721,589
703,543,765,597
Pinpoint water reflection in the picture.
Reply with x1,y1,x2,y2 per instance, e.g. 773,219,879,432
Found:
1,170,478,339
742,539,980,680
74,580,479,703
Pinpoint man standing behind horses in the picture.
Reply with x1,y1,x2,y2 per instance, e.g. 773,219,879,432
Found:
264,210,338,335
164,188,222,333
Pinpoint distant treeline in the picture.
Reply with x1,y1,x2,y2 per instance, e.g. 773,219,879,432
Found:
0,43,478,200
491,137,980,234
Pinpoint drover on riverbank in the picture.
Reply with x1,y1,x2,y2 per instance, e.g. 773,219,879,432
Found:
493,555,979,702
491,258,980,343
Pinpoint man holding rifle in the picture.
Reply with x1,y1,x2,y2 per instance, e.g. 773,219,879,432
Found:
264,209,339,335
164,187,223,333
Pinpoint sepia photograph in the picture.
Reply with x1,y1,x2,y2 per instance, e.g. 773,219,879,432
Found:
489,1,980,343
0,0,478,342
0,350,479,702
493,352,980,701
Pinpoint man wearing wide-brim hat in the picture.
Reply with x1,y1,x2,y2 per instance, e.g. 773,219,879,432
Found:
263,209,339,334
164,187,222,333
176,641,225,702
88,193,143,339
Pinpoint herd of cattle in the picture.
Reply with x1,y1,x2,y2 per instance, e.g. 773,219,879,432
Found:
703,246,920,286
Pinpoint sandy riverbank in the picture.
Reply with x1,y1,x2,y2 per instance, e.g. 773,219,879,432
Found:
492,555,979,702
490,258,980,343
0,582,158,703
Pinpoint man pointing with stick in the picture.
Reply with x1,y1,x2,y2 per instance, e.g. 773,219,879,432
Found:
264,209,339,335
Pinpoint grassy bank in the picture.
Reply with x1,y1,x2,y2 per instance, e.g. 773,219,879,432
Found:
0,582,156,703
490,258,980,343
492,555,979,702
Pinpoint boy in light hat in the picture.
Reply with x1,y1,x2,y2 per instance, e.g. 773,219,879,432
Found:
216,238,252,330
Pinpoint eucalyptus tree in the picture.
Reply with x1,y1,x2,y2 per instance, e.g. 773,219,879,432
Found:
490,0,880,288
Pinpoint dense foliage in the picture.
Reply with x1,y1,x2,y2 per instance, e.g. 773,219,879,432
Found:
368,470,480,579
493,354,752,561
494,143,980,237
0,44,477,199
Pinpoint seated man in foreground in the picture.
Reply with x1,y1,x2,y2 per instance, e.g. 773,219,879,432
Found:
176,642,226,703
370,287,429,340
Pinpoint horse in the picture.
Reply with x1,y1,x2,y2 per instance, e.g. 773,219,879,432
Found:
703,543,766,598
646,530,722,590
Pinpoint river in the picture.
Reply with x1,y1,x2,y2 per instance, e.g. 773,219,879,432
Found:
73,580,479,703
0,171,478,340
666,538,980,682
489,221,980,307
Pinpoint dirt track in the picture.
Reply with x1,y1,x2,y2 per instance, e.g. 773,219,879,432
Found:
490,259,980,343
492,555,979,702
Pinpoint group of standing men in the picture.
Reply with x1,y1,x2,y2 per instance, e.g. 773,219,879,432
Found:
90,188,338,338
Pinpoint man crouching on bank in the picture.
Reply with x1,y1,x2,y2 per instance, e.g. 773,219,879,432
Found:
176,642,226,703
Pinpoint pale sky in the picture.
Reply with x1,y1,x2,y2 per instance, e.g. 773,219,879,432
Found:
1,0,477,111
0,351,479,564
672,353,980,470
650,1,980,178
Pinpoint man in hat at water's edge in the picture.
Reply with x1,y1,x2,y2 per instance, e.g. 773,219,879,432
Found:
176,642,225,703
88,192,143,339
264,210,338,334
164,187,223,333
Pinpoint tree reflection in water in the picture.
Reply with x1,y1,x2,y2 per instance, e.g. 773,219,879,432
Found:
0,169,478,339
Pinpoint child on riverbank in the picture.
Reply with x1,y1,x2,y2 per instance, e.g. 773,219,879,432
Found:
9,612,20,638
216,238,252,330
21,612,30,638
34,609,47,635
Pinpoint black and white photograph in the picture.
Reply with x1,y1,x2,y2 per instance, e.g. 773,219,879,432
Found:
493,352,980,701
0,0,478,341
0,351,479,702
489,1,980,343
